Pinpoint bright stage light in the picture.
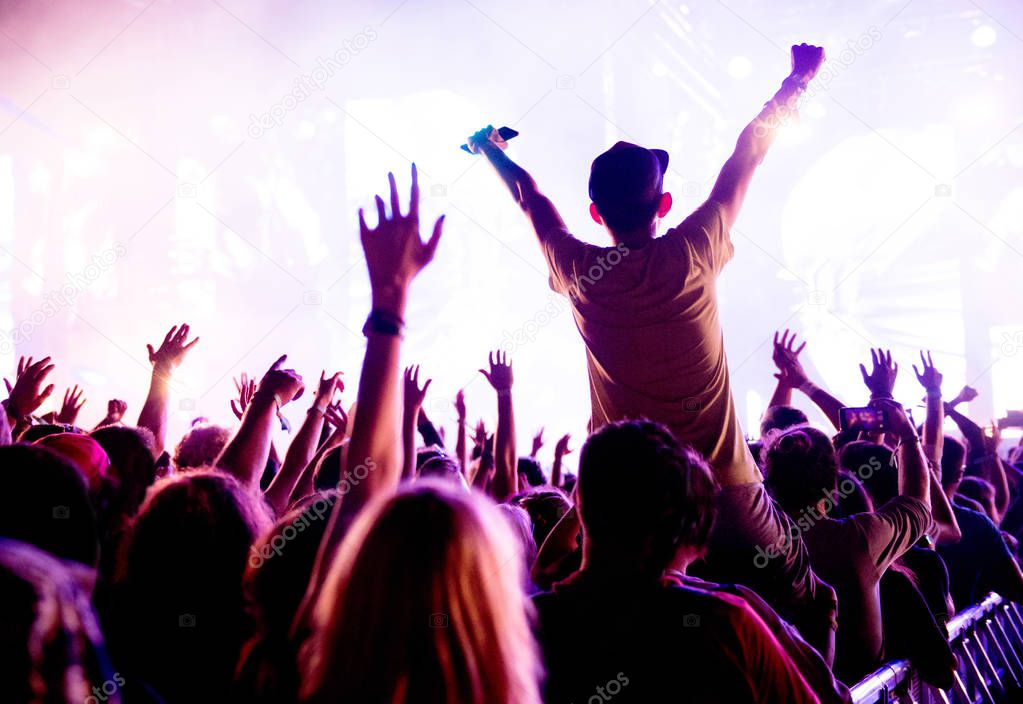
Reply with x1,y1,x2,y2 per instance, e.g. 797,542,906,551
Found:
971,25,997,48
728,56,753,79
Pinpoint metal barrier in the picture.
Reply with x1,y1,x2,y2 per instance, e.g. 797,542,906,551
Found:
851,593,1023,704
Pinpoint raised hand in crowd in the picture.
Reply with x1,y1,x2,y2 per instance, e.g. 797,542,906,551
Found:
93,398,128,430
480,350,517,501
552,432,573,488
4,355,56,438
401,365,432,481
948,384,978,409
860,348,898,400
55,385,86,426
215,354,303,491
265,370,341,513
914,350,944,463
230,373,256,420
137,324,199,456
305,164,444,613
909,351,961,545
767,329,844,429
454,388,467,474
531,427,545,457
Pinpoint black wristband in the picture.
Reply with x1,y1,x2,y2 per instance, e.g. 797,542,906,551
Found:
363,309,405,338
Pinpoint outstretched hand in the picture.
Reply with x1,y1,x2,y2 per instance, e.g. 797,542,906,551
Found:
454,389,466,419
147,324,199,371
860,348,898,399
480,350,513,393
912,351,942,393
771,329,810,388
102,399,128,425
403,365,432,411
231,373,256,420
315,371,344,410
359,164,443,310
256,355,305,406
4,356,56,420
950,385,979,407
56,385,86,425
531,427,545,457
554,433,574,458
790,43,825,83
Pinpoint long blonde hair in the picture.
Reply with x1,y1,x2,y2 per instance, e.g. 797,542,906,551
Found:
303,481,542,704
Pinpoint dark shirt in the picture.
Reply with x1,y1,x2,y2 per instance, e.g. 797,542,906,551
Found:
938,503,1023,609
532,570,819,704
802,495,931,682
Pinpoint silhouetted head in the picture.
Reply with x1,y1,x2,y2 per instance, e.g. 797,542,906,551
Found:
0,445,98,566
839,440,895,507
511,486,571,548
91,425,157,519
959,476,997,521
760,405,809,438
172,423,231,471
764,426,838,518
588,142,672,243
418,454,469,490
577,420,718,575
517,456,546,487
941,436,967,495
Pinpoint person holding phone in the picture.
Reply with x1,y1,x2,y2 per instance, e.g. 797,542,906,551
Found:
468,44,835,656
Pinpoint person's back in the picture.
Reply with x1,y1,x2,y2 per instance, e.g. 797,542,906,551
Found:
467,45,835,654
532,420,819,704
534,573,817,704
765,417,931,682
545,200,751,483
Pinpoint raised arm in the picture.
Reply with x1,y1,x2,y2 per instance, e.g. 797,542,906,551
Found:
3,356,56,440
552,433,573,489
401,365,432,482
308,164,443,591
770,330,845,428
454,389,467,475
137,324,198,457
945,402,1009,523
288,401,348,506
264,370,341,514
467,127,569,245
216,355,304,492
480,350,517,502
874,399,929,506
709,44,824,230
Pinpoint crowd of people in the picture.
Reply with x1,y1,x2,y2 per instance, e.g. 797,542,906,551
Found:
3,42,1023,704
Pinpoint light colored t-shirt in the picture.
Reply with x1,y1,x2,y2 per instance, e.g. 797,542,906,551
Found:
541,200,757,485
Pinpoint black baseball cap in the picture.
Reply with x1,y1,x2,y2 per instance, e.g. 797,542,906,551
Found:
588,142,669,212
